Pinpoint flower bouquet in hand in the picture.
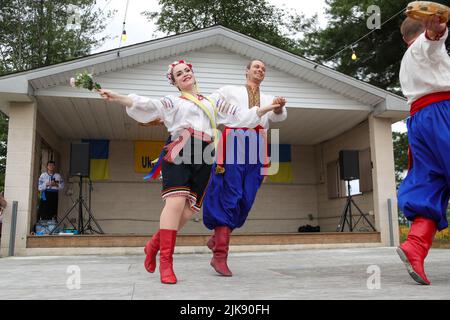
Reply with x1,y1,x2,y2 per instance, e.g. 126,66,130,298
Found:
70,71,101,91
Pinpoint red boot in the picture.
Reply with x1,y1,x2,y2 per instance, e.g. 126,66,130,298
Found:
210,226,233,276
396,216,437,285
144,230,160,273
206,232,215,252
159,229,177,284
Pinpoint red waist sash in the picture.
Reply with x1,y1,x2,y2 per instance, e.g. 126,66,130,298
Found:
410,92,450,116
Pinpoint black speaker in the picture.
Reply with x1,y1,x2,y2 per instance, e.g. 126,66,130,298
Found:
339,150,359,181
69,143,90,177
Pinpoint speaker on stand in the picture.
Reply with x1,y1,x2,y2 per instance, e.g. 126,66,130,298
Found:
336,150,376,232
50,142,103,235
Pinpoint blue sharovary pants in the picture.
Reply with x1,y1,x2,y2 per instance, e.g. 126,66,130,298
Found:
203,129,265,230
398,100,450,231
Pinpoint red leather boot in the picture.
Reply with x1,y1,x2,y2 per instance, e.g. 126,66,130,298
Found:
144,230,160,273
206,232,215,252
207,228,233,251
396,216,437,285
210,226,232,276
159,229,178,284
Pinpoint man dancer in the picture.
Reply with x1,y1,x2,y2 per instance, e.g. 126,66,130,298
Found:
397,15,450,285
203,60,287,276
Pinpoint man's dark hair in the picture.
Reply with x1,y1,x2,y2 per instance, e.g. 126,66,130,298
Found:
47,160,56,165
246,59,265,70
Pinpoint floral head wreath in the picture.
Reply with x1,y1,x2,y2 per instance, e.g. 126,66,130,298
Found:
166,60,194,85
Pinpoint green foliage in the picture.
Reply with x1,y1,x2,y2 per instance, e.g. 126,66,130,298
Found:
143,0,316,55
0,0,115,190
0,0,115,74
392,130,408,186
0,113,8,192
298,0,450,93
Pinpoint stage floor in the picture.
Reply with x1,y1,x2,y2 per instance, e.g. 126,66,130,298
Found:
1,246,449,300
27,232,381,248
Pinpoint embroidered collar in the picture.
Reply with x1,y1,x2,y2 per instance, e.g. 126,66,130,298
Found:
246,84,261,108
180,94,205,101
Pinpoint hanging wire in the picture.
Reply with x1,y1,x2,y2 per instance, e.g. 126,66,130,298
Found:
118,0,130,55
325,7,406,62
101,0,113,12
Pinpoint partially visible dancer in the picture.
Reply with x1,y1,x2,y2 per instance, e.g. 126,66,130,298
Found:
397,15,450,285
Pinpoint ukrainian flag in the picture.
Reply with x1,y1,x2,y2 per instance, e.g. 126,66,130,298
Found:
82,139,109,181
268,144,293,183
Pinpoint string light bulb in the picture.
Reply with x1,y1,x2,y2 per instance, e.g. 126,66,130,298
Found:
351,50,357,61
118,0,130,55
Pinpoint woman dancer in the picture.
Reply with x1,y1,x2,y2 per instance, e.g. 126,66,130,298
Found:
98,60,282,284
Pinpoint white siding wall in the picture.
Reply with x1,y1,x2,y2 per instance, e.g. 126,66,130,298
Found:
55,141,319,234
42,46,370,111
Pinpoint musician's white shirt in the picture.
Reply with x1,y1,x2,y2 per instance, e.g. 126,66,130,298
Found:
400,28,450,105
210,85,287,129
38,172,64,192
126,94,262,138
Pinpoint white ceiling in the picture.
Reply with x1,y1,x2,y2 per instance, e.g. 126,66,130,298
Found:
36,96,370,145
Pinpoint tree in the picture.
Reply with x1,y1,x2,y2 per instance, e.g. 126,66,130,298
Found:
0,0,115,190
0,113,8,192
0,0,114,73
142,0,316,55
392,130,408,186
299,0,450,93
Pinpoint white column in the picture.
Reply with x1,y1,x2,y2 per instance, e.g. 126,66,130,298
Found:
1,101,37,256
369,114,399,246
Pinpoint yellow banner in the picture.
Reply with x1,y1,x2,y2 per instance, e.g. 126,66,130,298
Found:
134,141,165,173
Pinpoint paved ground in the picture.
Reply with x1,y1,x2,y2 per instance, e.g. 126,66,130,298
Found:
0,247,449,300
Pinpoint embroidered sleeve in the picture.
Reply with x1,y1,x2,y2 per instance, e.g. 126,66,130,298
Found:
214,100,261,128
126,94,168,123
160,96,174,110
215,99,238,116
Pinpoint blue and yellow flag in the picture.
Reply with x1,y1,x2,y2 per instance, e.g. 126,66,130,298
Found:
82,139,109,181
268,144,293,183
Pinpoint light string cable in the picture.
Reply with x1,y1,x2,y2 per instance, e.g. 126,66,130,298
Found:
325,6,406,62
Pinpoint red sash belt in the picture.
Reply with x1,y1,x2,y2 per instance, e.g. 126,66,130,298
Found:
410,91,450,116
216,125,270,175
408,92,450,171
144,128,213,181
164,128,213,163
